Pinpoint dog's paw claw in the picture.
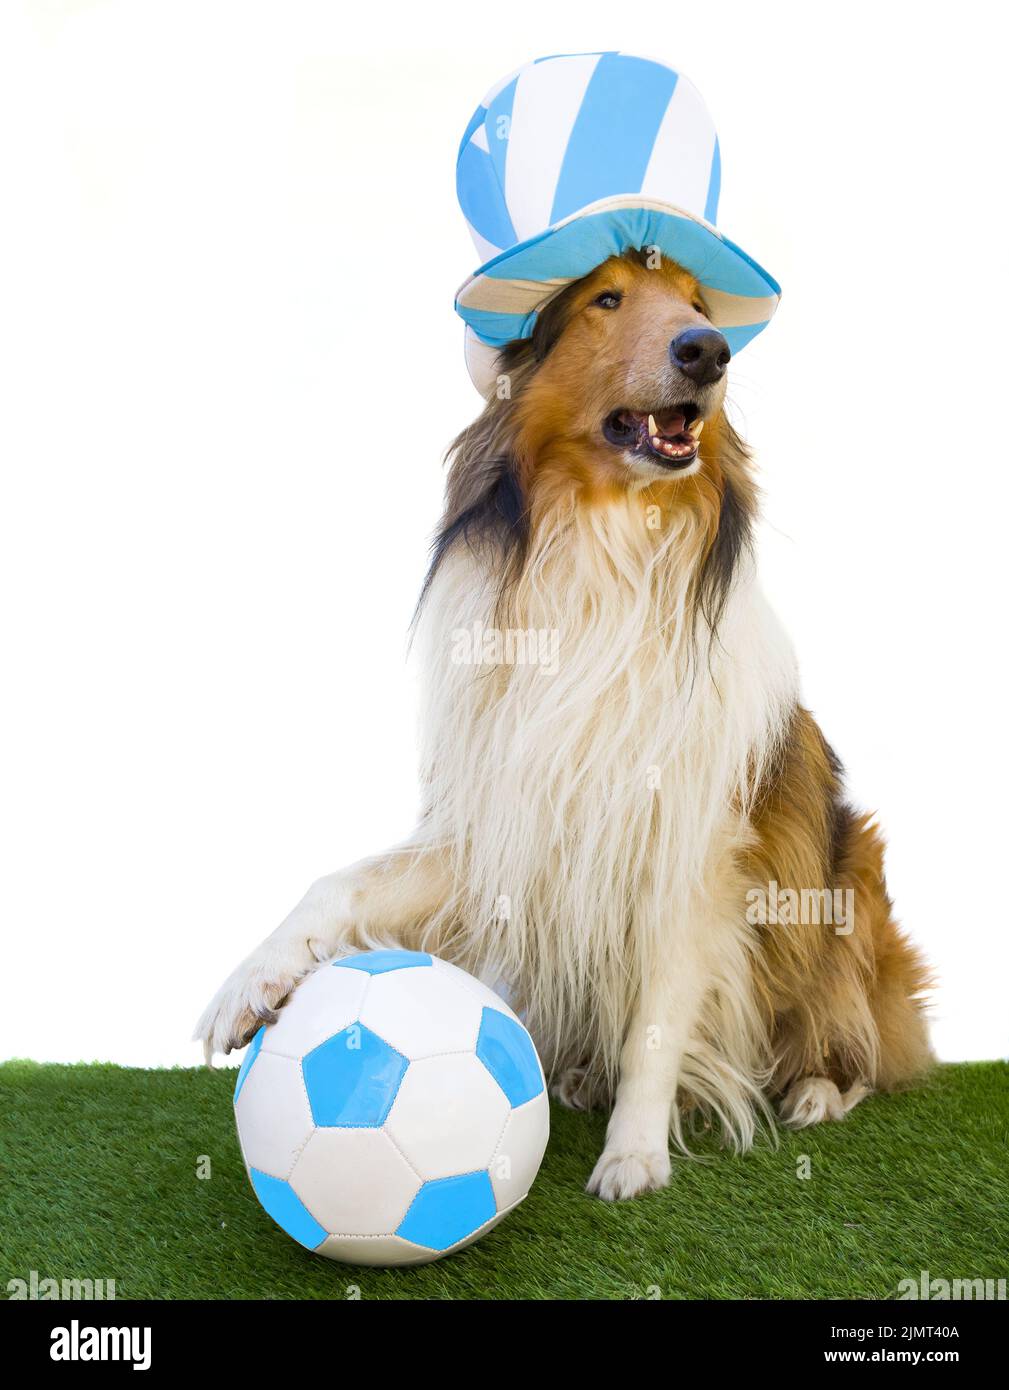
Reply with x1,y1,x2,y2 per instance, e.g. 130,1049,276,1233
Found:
586,1148,671,1201
779,1076,871,1128
194,948,313,1062
553,1065,602,1112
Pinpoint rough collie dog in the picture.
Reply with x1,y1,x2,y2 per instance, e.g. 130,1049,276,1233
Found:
198,249,933,1199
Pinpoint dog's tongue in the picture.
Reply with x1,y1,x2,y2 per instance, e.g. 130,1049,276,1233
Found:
653,409,686,439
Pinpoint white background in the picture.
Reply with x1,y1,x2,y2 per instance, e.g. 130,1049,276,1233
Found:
1,1,1005,1068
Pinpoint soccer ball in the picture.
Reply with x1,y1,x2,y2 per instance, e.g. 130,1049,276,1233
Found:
233,949,550,1266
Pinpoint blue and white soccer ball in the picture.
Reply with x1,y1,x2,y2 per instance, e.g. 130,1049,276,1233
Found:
233,949,550,1266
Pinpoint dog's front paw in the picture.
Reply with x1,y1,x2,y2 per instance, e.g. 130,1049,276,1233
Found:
194,938,318,1063
586,1146,672,1201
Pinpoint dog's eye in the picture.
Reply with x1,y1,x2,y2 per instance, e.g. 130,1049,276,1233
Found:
593,291,622,310
692,301,706,315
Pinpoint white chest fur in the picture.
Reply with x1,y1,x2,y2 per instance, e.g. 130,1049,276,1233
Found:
413,501,798,1082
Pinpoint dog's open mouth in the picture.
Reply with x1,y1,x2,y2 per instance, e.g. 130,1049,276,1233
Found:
602,404,703,468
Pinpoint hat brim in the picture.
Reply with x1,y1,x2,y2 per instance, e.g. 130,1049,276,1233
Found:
455,194,780,398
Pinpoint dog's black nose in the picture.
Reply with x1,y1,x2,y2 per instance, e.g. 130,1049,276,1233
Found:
670,328,731,386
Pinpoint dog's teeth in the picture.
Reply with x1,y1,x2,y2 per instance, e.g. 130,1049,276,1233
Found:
689,418,705,439
648,414,658,437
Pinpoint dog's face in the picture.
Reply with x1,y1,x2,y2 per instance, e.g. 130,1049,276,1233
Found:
515,252,731,489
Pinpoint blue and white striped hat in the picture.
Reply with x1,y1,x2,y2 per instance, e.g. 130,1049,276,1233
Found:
455,52,780,397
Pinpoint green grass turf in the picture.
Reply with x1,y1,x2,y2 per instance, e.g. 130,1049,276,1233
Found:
1,1060,1006,1300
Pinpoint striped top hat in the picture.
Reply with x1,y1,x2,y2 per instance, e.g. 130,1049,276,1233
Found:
455,52,780,397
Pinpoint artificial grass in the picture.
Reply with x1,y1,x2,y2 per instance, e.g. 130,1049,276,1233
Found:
1,1060,1005,1300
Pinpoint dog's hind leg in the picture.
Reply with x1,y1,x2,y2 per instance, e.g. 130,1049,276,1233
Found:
779,1076,871,1127
764,812,934,1125
195,838,453,1061
552,1061,610,1112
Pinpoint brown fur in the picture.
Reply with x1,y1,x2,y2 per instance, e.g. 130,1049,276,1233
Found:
429,252,759,640
746,709,934,1096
